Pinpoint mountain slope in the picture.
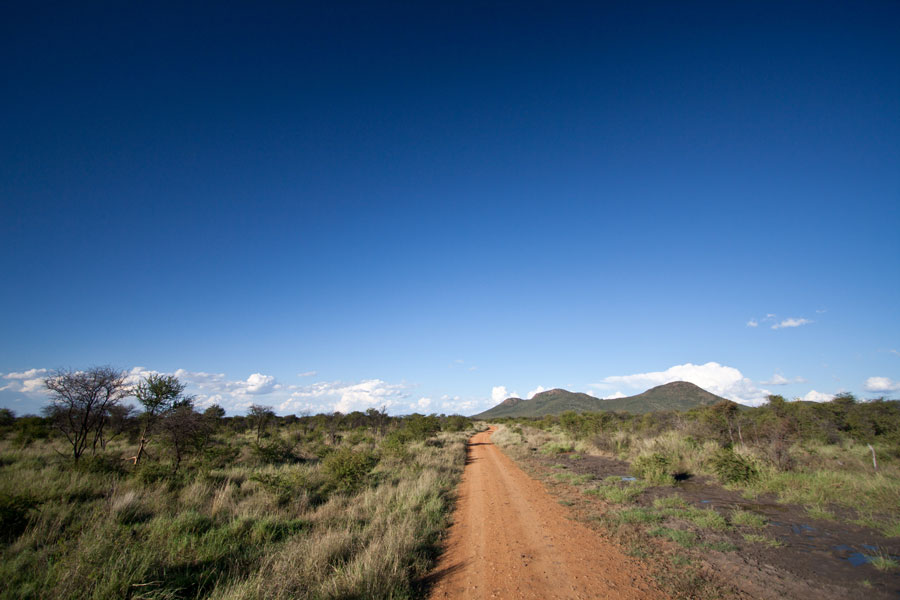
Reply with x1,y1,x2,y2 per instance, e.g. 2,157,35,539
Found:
472,381,729,419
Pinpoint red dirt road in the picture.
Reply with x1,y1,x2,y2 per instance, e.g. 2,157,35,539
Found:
428,428,664,600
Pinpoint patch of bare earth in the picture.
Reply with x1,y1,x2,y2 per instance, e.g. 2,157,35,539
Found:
426,428,664,600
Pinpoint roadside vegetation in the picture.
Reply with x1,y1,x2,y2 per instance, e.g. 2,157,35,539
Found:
0,367,475,600
494,394,900,535
492,394,900,597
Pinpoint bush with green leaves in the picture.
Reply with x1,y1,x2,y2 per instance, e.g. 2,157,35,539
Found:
709,448,758,484
631,452,674,485
322,448,379,493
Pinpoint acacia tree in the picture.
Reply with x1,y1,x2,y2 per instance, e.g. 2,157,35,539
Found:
248,404,275,444
43,366,130,461
159,400,209,473
133,374,190,464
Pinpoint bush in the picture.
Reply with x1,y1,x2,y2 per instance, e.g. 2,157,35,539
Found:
135,461,176,484
252,438,300,464
201,442,241,469
75,453,127,475
709,448,758,484
322,448,379,493
540,441,574,455
251,470,325,506
631,453,674,485
0,493,37,542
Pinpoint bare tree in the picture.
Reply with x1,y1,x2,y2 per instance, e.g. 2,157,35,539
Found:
43,366,130,461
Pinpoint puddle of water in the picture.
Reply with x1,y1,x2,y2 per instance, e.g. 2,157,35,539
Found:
831,544,900,567
700,499,712,504
789,523,816,535
620,476,636,482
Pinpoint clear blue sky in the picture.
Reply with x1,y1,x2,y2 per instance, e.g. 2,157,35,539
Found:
2,1,898,415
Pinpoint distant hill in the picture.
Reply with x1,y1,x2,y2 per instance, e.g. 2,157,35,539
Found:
472,381,729,419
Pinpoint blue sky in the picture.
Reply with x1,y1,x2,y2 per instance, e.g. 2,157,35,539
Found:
2,1,898,416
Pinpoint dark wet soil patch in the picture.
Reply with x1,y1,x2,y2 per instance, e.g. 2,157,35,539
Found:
537,451,900,599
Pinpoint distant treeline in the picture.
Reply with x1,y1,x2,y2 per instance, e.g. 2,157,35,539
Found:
495,394,900,460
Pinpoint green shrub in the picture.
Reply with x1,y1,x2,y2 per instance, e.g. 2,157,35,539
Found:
631,453,674,485
250,469,325,506
252,438,300,464
0,493,37,541
75,453,127,475
201,442,240,469
136,461,175,484
709,449,758,484
322,448,379,493
540,441,574,455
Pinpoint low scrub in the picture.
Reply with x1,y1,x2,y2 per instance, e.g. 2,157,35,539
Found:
709,448,758,485
0,417,472,600
631,453,675,485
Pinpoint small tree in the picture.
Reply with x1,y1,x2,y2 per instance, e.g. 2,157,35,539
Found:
43,366,130,461
159,401,208,473
133,374,190,464
248,404,275,444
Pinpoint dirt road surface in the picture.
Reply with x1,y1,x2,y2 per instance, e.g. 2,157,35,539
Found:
427,428,664,600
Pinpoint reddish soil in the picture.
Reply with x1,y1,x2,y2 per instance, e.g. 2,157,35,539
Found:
426,428,664,600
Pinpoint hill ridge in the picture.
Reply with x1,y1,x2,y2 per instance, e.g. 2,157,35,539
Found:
472,381,729,419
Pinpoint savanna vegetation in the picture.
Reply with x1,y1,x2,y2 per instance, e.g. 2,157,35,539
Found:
0,367,476,600
494,393,900,534
491,395,900,597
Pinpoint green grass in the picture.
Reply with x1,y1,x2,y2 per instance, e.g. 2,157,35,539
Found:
540,441,575,455
585,479,648,504
869,554,899,571
0,428,472,600
648,526,697,548
742,533,783,547
688,508,729,531
730,509,767,529
702,540,738,552
615,508,664,524
652,496,687,510
806,504,837,521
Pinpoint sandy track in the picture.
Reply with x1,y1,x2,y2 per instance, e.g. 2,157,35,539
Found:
427,428,664,600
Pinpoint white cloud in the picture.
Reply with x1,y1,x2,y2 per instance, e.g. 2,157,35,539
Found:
413,397,432,411
297,371,317,377
527,386,546,399
2,366,418,416
864,377,900,393
801,390,834,402
762,373,807,386
603,391,627,400
491,386,516,403
282,379,411,414
598,362,770,406
746,319,758,328
772,317,812,330
239,373,278,395
4,368,49,380
889,350,900,357
1,368,50,396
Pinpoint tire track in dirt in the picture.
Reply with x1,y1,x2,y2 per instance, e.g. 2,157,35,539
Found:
427,427,665,600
